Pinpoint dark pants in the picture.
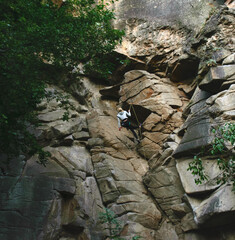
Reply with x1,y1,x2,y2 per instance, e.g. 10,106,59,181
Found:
121,121,138,139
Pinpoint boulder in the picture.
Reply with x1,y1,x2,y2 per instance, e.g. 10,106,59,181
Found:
50,118,86,139
199,65,235,93
38,109,68,122
173,117,214,158
143,162,185,209
138,137,161,160
207,84,235,118
223,53,235,65
155,220,179,240
140,97,174,119
73,131,90,140
212,49,231,63
119,222,156,240
193,184,235,227
176,157,221,195
111,201,161,229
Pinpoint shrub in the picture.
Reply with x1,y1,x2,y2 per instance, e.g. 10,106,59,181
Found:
0,0,124,163
187,122,235,191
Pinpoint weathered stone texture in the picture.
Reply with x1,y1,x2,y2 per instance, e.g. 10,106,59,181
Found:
1,1,235,240
199,65,235,93
87,110,162,238
176,157,221,194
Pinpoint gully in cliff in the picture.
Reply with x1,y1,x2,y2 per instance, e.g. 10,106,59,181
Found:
117,107,141,143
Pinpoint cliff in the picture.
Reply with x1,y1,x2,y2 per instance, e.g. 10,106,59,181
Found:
0,1,234,240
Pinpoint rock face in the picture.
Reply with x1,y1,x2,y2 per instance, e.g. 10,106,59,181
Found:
112,0,223,32
0,1,235,240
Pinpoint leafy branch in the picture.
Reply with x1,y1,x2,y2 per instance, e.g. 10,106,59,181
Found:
45,90,75,121
211,123,235,190
187,155,208,185
187,122,235,191
99,208,141,240
0,0,124,164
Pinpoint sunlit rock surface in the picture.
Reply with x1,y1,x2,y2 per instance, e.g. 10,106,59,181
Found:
0,1,235,240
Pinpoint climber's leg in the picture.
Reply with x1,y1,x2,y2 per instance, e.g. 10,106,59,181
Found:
128,125,140,142
121,121,140,143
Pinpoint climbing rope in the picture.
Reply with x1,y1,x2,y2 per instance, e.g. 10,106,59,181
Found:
129,103,140,126
128,101,147,160
129,103,143,140
120,83,149,160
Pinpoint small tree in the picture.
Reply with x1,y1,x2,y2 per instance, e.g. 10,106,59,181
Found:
0,0,124,163
187,122,235,191
187,154,208,185
211,122,235,190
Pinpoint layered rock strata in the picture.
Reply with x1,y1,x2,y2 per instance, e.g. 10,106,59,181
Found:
0,1,235,240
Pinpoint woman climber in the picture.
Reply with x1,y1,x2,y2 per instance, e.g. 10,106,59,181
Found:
117,107,140,143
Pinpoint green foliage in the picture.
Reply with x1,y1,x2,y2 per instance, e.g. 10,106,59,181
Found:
187,122,235,191
119,59,131,65
212,46,221,52
0,0,124,163
206,58,217,67
45,90,75,121
99,208,141,240
99,208,123,239
187,154,208,185
211,123,235,190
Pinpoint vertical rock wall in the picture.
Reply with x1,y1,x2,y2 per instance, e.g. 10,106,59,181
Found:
0,1,235,240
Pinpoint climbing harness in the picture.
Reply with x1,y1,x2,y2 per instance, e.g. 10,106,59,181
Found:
118,84,149,159
129,103,143,141
123,95,148,158
128,103,148,160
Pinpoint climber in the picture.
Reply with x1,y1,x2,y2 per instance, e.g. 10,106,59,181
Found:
117,107,140,143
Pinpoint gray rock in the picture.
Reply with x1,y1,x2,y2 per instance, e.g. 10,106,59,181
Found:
73,131,90,140
24,155,70,178
222,53,235,65
171,203,191,218
112,0,221,32
0,175,76,240
155,220,179,240
181,213,198,232
208,84,235,117
87,138,104,148
199,65,235,93
176,157,221,195
143,162,185,215
58,134,74,146
194,184,235,227
212,49,231,63
38,109,69,122
163,142,178,151
173,118,214,158
51,117,87,139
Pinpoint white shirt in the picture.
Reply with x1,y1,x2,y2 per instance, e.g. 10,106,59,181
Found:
117,110,131,128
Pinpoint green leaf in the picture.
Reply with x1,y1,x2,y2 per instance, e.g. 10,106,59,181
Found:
0,0,124,161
